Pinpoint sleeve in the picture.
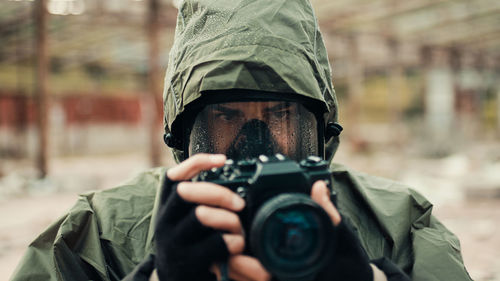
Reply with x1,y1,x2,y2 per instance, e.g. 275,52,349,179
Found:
10,195,110,281
410,215,473,281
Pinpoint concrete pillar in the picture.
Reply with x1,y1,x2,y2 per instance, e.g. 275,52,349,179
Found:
387,39,404,124
345,34,364,149
421,46,456,155
455,50,484,141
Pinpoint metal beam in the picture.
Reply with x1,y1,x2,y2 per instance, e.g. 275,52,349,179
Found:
395,2,500,39
315,0,449,32
405,13,500,46
314,0,500,53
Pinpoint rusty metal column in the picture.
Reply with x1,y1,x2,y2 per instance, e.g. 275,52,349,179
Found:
497,69,500,135
147,0,162,167
35,0,49,177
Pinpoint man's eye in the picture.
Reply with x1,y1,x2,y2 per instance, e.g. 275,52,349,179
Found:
272,110,290,119
216,113,236,121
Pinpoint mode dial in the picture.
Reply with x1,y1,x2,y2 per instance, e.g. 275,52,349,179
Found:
300,156,327,169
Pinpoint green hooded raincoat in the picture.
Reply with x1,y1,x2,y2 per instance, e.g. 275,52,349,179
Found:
12,0,471,280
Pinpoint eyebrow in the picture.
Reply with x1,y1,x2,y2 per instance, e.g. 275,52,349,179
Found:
214,105,242,115
264,102,292,112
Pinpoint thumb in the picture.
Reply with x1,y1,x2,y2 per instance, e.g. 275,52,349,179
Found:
311,180,341,226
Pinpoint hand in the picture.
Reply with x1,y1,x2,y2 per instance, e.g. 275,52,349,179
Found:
155,153,239,280
155,153,271,281
210,180,343,281
310,180,374,281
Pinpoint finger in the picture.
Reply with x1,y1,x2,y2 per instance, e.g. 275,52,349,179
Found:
177,182,245,211
222,234,245,255
167,153,226,181
195,205,244,234
311,180,341,226
227,255,271,281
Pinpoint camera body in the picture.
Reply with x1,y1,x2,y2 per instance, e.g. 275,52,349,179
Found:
194,154,336,281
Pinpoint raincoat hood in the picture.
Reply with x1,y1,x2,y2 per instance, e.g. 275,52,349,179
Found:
163,0,339,162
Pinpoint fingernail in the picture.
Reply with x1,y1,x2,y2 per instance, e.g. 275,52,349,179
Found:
209,154,226,163
232,196,245,210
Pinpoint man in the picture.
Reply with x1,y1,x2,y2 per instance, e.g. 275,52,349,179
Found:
12,0,472,280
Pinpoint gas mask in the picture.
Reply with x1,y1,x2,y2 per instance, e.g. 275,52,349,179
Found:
188,101,319,161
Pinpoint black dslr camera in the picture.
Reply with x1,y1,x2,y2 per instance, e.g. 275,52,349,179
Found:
194,154,337,281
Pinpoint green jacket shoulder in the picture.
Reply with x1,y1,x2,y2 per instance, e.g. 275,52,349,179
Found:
330,163,472,281
11,167,166,281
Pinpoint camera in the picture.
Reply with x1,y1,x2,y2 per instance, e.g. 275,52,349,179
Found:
194,154,337,281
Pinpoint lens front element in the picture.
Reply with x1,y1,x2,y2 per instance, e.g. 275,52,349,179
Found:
250,194,335,281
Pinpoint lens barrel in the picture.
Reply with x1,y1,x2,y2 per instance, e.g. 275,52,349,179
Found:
250,193,336,281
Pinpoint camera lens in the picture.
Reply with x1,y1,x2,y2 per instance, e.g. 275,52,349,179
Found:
250,193,335,281
266,206,320,261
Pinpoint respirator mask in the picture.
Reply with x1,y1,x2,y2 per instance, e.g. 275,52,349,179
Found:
188,101,319,161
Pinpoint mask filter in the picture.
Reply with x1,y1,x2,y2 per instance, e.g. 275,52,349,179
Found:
226,119,279,160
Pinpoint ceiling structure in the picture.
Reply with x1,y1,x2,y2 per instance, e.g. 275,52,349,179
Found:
311,0,499,72
0,0,498,79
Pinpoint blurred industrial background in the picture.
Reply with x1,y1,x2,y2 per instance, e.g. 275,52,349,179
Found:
0,0,499,280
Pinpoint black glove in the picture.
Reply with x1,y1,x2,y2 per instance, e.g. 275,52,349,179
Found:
316,219,373,281
316,217,410,281
154,177,230,281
